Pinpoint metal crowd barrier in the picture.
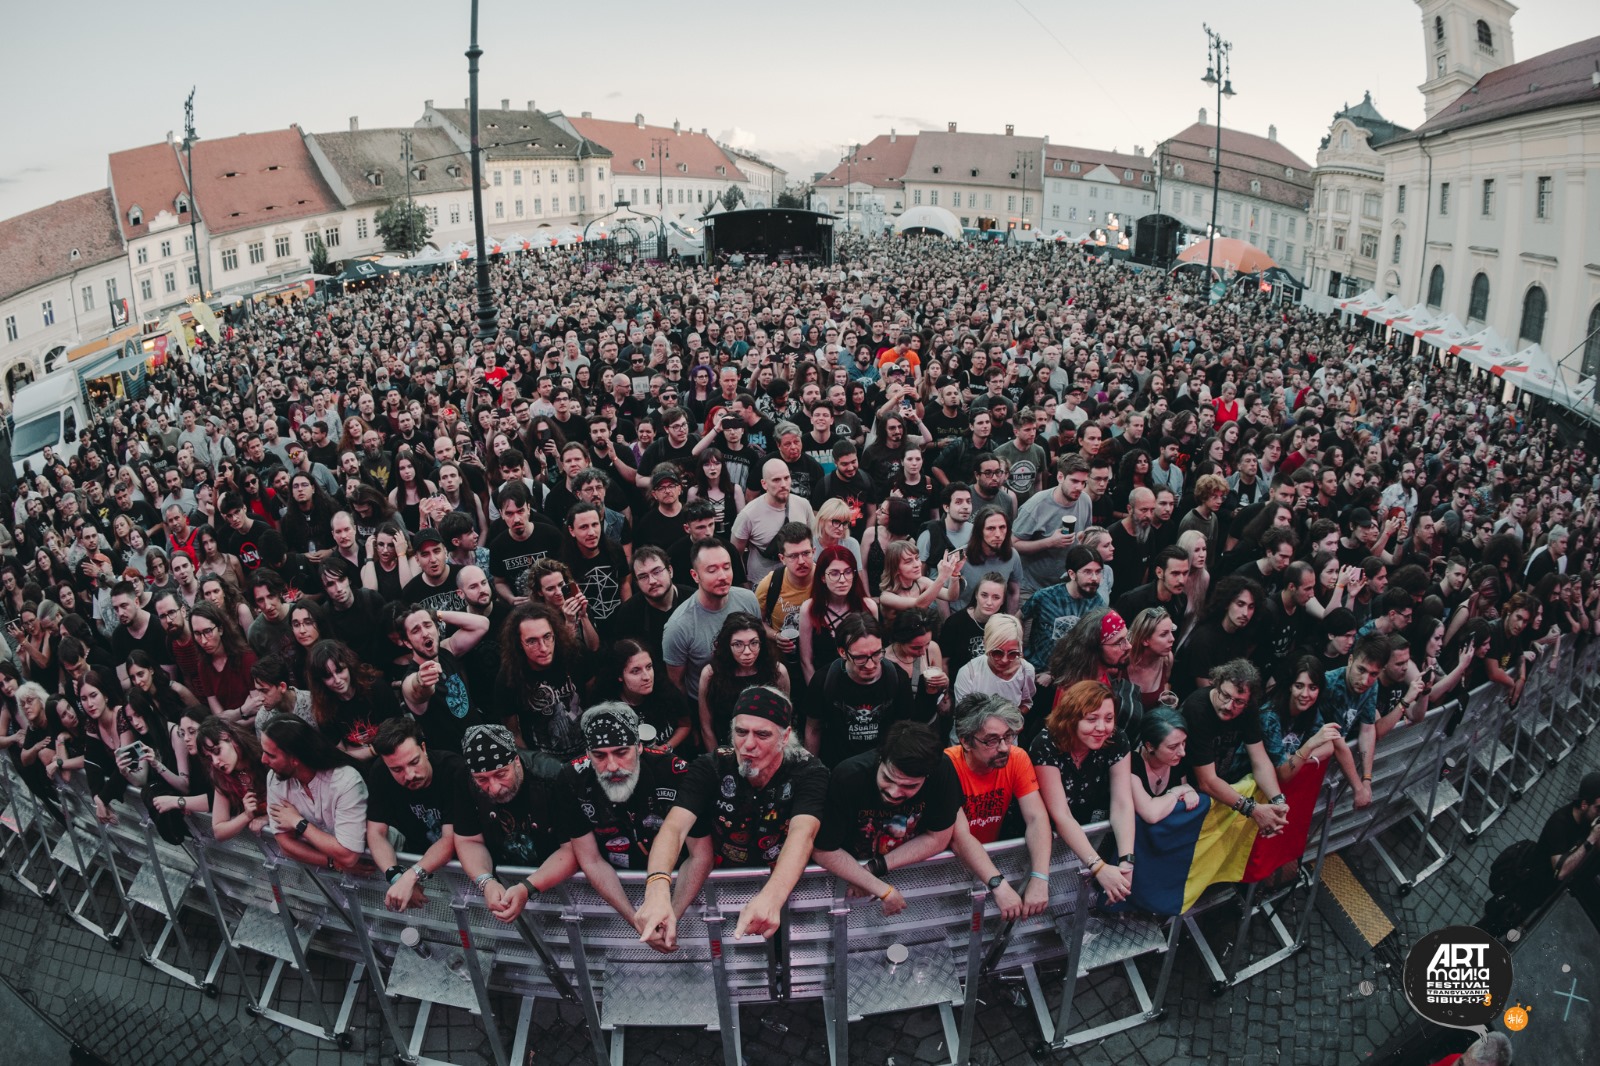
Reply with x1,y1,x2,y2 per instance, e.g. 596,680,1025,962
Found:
0,647,1594,1065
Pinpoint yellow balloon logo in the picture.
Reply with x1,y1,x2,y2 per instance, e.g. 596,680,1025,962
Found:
1503,1003,1530,1032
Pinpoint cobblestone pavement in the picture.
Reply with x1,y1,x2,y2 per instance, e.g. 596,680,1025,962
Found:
2,727,1594,1066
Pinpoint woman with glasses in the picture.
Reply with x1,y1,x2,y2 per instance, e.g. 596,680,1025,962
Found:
1124,607,1178,711
1028,679,1136,903
149,706,212,820
237,469,280,530
188,601,259,724
813,499,867,584
952,613,1035,718
798,545,879,686
697,613,789,752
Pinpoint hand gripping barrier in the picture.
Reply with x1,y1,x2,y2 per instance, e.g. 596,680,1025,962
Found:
2,680,1590,1066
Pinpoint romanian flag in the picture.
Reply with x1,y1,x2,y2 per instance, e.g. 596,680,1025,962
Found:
1109,777,1263,916
1241,761,1327,883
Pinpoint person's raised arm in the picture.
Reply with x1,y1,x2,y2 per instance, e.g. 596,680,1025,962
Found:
697,665,718,753
439,609,490,656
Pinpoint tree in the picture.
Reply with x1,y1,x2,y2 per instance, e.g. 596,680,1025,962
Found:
308,233,329,276
719,184,745,211
375,199,432,256
774,187,807,209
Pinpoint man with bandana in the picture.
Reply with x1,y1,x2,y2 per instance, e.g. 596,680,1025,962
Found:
633,687,829,952
455,724,580,920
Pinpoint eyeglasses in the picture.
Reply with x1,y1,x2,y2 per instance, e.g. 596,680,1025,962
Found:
845,647,884,665
782,548,814,562
1101,632,1132,647
824,568,854,580
191,625,219,640
1215,687,1250,708
729,639,762,653
987,649,1023,662
635,565,669,583
974,730,1019,749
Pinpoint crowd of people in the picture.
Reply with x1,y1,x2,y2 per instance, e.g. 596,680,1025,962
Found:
0,233,1595,951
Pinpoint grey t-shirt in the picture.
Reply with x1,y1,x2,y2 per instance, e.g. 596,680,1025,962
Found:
662,588,763,701
1013,488,1093,593
731,495,815,586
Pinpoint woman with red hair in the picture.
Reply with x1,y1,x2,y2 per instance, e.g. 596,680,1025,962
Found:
798,544,878,685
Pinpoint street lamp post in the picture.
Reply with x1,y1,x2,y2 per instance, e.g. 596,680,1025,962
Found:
466,0,498,346
1012,150,1035,241
181,89,205,299
1201,23,1236,298
650,137,670,259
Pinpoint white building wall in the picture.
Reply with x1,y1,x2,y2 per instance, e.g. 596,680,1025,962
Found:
0,255,134,393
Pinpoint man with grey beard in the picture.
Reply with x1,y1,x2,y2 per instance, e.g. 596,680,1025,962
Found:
526,704,700,927
1109,486,1158,593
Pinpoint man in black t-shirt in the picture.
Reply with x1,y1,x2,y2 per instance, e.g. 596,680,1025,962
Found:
806,614,917,766
218,493,287,574
1530,771,1600,913
488,483,561,604
398,605,492,753
1179,659,1289,839
401,528,465,614
811,723,961,915
634,686,828,952
364,716,488,913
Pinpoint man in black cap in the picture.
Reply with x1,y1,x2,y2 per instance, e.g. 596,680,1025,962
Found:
402,528,465,613
634,686,829,951
364,716,487,913
457,724,580,920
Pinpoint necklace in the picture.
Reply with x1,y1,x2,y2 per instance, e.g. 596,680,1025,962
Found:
1144,757,1170,793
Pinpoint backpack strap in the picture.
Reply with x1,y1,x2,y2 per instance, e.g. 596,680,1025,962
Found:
763,564,786,625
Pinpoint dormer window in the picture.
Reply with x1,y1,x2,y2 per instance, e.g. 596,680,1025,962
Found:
1250,179,1262,194
367,170,383,187
446,164,461,178
1174,164,1184,178
971,168,980,177
1124,169,1133,180
175,194,189,214
1285,167,1295,178
1052,161,1062,171
635,159,646,171
128,204,143,226
716,165,726,176
676,162,687,173
412,164,427,181
931,165,942,174
1070,163,1080,173
70,248,81,262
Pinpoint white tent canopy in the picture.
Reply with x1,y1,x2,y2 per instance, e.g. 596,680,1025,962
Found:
1419,313,1472,352
1455,326,1513,370
1388,304,1439,336
1494,343,1568,402
1339,288,1380,315
892,205,963,241
1362,295,1408,325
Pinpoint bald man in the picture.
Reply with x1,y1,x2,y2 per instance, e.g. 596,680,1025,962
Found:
732,457,818,585
1109,486,1160,594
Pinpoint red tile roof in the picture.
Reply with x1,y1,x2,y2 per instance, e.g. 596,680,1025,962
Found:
191,128,342,237
569,116,746,183
0,188,125,303
813,133,918,190
107,141,194,240
1402,34,1600,140
1161,122,1314,210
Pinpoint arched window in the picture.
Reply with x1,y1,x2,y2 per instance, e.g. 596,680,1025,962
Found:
1583,304,1600,381
1467,272,1490,322
1435,16,1445,43
1519,285,1547,345
1426,265,1445,308
1477,20,1493,47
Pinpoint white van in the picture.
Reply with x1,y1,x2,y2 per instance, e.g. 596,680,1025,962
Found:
10,374,90,478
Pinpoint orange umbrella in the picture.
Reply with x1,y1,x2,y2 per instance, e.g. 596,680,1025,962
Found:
1177,237,1276,275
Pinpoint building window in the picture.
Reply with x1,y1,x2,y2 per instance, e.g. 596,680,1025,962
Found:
1477,20,1493,48
1006,195,1015,211
1192,192,1202,213
513,169,522,185
221,247,238,271
1052,161,1062,172
1360,232,1378,259
1468,272,1490,322
1335,189,1350,213
275,235,291,258
140,278,153,300
248,241,264,265
515,199,524,217
450,204,460,224
1362,193,1380,217
1536,176,1553,219
929,191,938,206
1481,178,1494,216
163,271,176,294
568,196,576,212
1089,187,1098,199
1287,217,1296,237
568,169,576,183
550,169,558,183
1269,211,1279,234
1249,207,1260,229
533,198,542,214
81,285,94,311
1088,210,1096,222
188,265,200,286
1051,205,1060,219
1068,207,1077,221
597,166,605,181
495,201,504,219
1142,173,1151,184
3,316,14,342
1426,265,1445,308
1023,197,1032,215
1333,227,1346,251
1397,185,1407,213
1583,304,1600,380
1434,15,1444,43
1268,238,1277,256
106,278,118,303
1339,130,1350,149
492,171,502,186
1285,242,1295,263
160,239,172,258
136,246,148,265
1519,285,1547,345
324,227,340,248
1174,164,1184,178
1232,202,1241,223
1391,235,1402,264
429,206,438,226
983,193,992,209
184,234,194,251
356,217,369,240
1439,182,1450,215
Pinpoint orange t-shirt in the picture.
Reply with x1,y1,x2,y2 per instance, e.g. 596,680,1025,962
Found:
945,745,1039,844
878,349,922,372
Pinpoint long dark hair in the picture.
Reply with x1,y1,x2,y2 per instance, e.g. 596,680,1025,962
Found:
305,639,387,730
704,612,782,723
596,637,653,701
191,600,252,664
263,715,353,772
197,716,267,806
966,506,1014,565
1269,654,1324,721
497,601,578,683
126,649,188,725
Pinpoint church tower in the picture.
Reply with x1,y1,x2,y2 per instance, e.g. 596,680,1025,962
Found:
1416,0,1517,118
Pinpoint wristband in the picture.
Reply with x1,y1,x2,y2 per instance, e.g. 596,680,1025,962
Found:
877,886,894,902
1117,854,1135,866
1362,774,1372,782
410,862,430,884
1270,795,1286,806
1309,755,1321,768
1029,870,1050,882
386,864,408,884
1088,859,1105,876
867,855,888,879
293,817,310,839
473,872,496,889
645,871,672,889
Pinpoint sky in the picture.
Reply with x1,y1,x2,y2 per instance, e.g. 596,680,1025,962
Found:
3,0,1599,221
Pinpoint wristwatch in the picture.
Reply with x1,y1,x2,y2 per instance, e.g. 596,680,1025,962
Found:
293,817,310,838
386,864,408,884
411,863,431,885
986,874,1005,891
1117,854,1136,866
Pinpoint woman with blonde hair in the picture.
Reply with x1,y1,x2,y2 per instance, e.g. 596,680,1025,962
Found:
1124,606,1178,710
1081,526,1117,604
951,612,1035,716
1175,529,1211,643
813,498,867,586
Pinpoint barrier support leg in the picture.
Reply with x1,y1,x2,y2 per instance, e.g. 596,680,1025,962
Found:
1049,873,1096,1045
313,870,412,1059
451,894,510,1066
824,884,849,1066
558,903,613,1066
262,857,342,1044
190,838,261,1009
953,885,987,1066
702,886,743,1066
